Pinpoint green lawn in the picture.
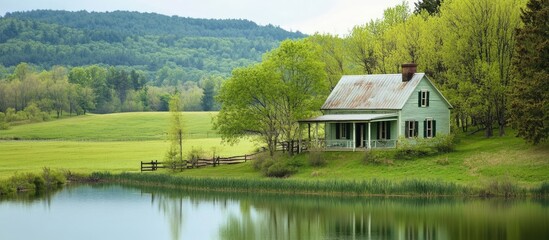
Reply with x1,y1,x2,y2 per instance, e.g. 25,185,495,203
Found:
0,139,256,180
169,130,548,188
0,112,219,140
0,112,257,179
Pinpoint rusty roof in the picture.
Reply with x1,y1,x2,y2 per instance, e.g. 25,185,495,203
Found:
321,73,425,110
299,113,398,122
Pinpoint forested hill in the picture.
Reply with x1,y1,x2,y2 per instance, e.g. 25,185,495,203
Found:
0,10,306,82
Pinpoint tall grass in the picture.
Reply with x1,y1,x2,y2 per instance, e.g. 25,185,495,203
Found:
0,168,66,196
93,172,471,196
91,172,549,197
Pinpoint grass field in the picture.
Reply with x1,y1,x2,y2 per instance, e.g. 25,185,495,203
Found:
0,112,219,140
0,112,256,179
0,112,547,190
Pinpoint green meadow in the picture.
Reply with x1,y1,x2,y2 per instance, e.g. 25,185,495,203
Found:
0,112,256,179
0,112,547,191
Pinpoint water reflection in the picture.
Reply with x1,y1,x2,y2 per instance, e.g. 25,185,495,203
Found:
1,184,548,240
141,186,549,240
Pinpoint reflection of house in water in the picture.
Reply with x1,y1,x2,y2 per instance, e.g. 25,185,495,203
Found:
142,188,546,240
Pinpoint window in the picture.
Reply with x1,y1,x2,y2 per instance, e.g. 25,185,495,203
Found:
418,90,430,107
377,122,390,140
335,123,349,139
405,121,418,138
423,119,436,138
340,123,347,139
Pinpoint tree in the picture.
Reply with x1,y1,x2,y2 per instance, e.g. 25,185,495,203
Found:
509,0,549,144
200,77,216,111
414,0,444,15
308,34,348,89
166,93,184,162
440,0,525,137
215,39,327,156
215,64,281,155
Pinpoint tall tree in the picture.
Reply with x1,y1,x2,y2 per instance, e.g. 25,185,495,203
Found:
166,93,184,162
200,77,216,111
215,39,327,156
509,0,549,144
441,0,525,137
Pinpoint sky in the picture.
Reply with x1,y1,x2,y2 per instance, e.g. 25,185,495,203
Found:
0,0,418,36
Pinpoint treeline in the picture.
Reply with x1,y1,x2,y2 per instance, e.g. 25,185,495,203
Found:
0,10,305,82
308,0,546,142
0,63,221,128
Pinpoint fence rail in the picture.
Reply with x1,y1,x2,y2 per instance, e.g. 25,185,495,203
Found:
140,151,264,172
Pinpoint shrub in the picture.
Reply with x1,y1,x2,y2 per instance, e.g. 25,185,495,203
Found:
252,153,268,170
186,147,205,167
363,150,382,164
395,135,455,160
308,148,326,167
265,161,297,178
42,167,66,189
433,134,456,153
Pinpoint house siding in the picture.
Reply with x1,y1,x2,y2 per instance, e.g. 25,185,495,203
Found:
400,76,451,137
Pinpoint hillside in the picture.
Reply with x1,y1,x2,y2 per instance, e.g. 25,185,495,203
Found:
0,10,306,82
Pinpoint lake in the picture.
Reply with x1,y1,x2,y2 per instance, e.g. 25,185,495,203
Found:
1,184,548,240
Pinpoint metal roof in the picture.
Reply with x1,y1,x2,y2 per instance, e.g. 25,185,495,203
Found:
321,73,425,110
299,113,398,122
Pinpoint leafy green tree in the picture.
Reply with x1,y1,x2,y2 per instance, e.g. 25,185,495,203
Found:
308,34,348,89
215,64,281,155
200,77,216,111
166,94,184,162
215,39,327,155
509,0,549,144
440,0,525,137
0,112,9,130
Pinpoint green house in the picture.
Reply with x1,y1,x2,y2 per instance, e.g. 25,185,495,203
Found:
300,64,452,151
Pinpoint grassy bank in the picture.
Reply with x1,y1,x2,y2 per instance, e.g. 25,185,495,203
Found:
91,172,549,198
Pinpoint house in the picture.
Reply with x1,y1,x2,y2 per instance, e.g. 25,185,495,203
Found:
299,63,452,151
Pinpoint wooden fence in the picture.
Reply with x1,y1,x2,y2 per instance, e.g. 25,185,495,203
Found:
140,152,262,172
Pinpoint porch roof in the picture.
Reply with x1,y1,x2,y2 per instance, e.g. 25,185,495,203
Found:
299,113,398,123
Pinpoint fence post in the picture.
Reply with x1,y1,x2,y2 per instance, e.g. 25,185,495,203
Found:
244,154,247,162
140,161,143,172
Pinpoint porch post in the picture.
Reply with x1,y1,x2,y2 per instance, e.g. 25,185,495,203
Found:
367,122,371,149
298,123,302,153
352,122,356,152
315,122,319,144
308,123,311,141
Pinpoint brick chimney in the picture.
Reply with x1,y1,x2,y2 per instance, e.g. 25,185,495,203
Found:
401,63,417,82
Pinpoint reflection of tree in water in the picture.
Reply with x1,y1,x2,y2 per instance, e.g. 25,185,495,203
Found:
137,185,548,240
151,193,185,240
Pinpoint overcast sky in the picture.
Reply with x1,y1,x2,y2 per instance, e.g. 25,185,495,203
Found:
0,0,418,36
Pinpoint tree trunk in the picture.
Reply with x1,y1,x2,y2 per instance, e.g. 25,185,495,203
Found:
178,130,183,162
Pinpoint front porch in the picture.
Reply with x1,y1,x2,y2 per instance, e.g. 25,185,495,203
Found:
298,113,399,152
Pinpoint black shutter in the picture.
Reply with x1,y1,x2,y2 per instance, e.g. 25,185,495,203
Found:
426,91,430,107
423,120,427,138
335,123,340,139
414,121,419,137
376,122,380,140
386,122,391,140
347,123,351,140
418,91,421,107
433,120,437,137
405,121,410,138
